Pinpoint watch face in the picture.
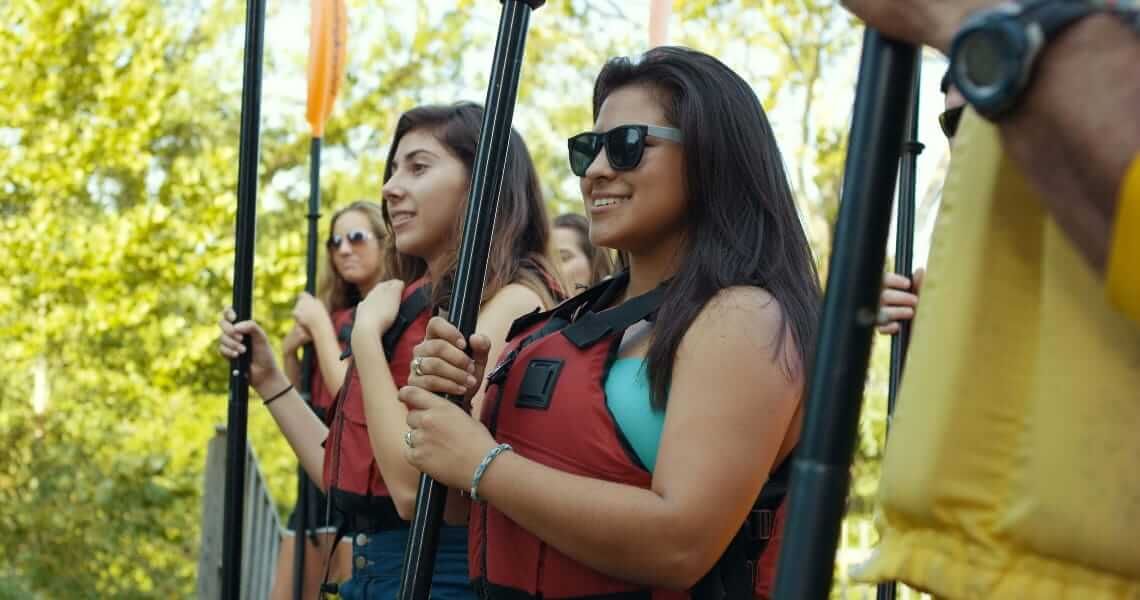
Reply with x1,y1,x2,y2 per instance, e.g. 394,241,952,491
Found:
960,29,1012,90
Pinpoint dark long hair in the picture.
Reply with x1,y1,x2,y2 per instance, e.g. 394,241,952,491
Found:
553,213,615,286
592,47,821,408
381,102,563,309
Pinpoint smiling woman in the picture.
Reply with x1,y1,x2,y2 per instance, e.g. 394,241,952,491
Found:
336,102,565,600
400,47,822,600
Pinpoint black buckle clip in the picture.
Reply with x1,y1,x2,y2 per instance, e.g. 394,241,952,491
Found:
486,349,518,385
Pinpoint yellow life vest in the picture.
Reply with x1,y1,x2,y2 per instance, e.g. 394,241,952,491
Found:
852,112,1140,599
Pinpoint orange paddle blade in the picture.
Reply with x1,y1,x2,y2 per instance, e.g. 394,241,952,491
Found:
306,0,347,137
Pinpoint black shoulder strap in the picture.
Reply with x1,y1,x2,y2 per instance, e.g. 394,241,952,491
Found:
381,284,432,358
339,284,433,360
561,279,665,349
338,308,359,360
503,273,625,342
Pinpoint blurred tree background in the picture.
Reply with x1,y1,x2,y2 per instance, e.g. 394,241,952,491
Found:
0,0,914,597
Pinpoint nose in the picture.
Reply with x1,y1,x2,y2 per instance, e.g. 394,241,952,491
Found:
382,175,406,207
583,144,615,182
335,239,355,255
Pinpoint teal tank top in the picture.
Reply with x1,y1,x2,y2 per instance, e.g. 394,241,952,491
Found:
605,358,665,472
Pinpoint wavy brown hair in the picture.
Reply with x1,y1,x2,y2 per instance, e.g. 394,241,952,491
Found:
317,200,389,313
553,213,615,286
381,102,564,309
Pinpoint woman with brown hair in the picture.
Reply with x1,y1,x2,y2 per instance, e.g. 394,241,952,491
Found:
219,102,562,599
552,212,615,294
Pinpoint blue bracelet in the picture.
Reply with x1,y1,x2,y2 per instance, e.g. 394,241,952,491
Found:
470,443,512,503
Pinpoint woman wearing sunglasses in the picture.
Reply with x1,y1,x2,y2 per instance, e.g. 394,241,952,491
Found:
220,200,387,600
221,103,564,600
399,47,821,600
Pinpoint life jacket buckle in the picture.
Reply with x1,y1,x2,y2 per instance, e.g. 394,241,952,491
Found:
487,349,518,385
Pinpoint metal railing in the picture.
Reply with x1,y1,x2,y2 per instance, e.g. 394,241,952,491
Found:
198,425,282,599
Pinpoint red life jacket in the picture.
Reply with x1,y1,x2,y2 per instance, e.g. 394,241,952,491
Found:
471,273,792,600
305,308,355,421
321,280,432,531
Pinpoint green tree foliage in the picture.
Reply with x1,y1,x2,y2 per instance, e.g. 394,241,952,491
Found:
1,1,891,597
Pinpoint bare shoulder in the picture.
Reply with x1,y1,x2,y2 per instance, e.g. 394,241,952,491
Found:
691,286,784,340
483,283,545,320
684,286,801,378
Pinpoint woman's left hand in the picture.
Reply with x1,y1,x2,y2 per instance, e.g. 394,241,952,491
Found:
354,279,406,337
398,385,497,489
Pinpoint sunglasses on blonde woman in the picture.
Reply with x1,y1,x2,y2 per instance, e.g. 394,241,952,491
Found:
326,229,374,251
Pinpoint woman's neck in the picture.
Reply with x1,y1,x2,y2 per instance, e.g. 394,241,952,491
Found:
623,237,684,301
426,251,451,287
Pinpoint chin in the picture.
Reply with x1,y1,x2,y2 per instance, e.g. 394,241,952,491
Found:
393,232,421,256
588,228,624,253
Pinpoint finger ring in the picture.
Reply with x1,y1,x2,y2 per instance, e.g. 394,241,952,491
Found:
404,429,415,449
876,308,889,325
412,356,425,377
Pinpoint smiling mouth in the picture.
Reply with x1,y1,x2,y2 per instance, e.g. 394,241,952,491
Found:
592,196,629,208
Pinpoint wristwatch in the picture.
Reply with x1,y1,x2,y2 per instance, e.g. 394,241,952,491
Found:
948,0,1100,120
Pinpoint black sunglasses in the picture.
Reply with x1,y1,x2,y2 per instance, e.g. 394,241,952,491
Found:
326,229,374,251
939,106,964,139
567,124,683,177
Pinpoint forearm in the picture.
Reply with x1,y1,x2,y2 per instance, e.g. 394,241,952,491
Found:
255,373,329,485
997,14,1140,273
310,320,348,393
476,453,712,589
282,350,302,388
352,334,422,517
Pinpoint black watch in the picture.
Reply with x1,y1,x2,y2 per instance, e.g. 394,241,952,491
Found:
948,0,1100,120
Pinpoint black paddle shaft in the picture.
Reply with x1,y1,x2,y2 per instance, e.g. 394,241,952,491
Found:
222,0,268,598
771,29,918,599
396,2,545,600
877,52,924,600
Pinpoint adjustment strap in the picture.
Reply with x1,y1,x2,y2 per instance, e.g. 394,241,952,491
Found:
339,284,432,360
562,280,665,349
504,273,622,341
381,284,432,356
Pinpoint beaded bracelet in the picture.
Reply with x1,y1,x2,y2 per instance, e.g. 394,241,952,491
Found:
470,443,512,503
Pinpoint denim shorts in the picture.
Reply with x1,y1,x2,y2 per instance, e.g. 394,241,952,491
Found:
338,525,473,600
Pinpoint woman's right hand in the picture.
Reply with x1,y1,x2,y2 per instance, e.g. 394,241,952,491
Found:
407,316,489,408
217,307,283,391
877,269,924,335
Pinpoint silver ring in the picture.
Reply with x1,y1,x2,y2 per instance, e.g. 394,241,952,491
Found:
412,356,424,377
404,429,415,449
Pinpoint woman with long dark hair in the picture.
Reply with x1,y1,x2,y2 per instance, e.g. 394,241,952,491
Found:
398,47,821,599
218,103,562,600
